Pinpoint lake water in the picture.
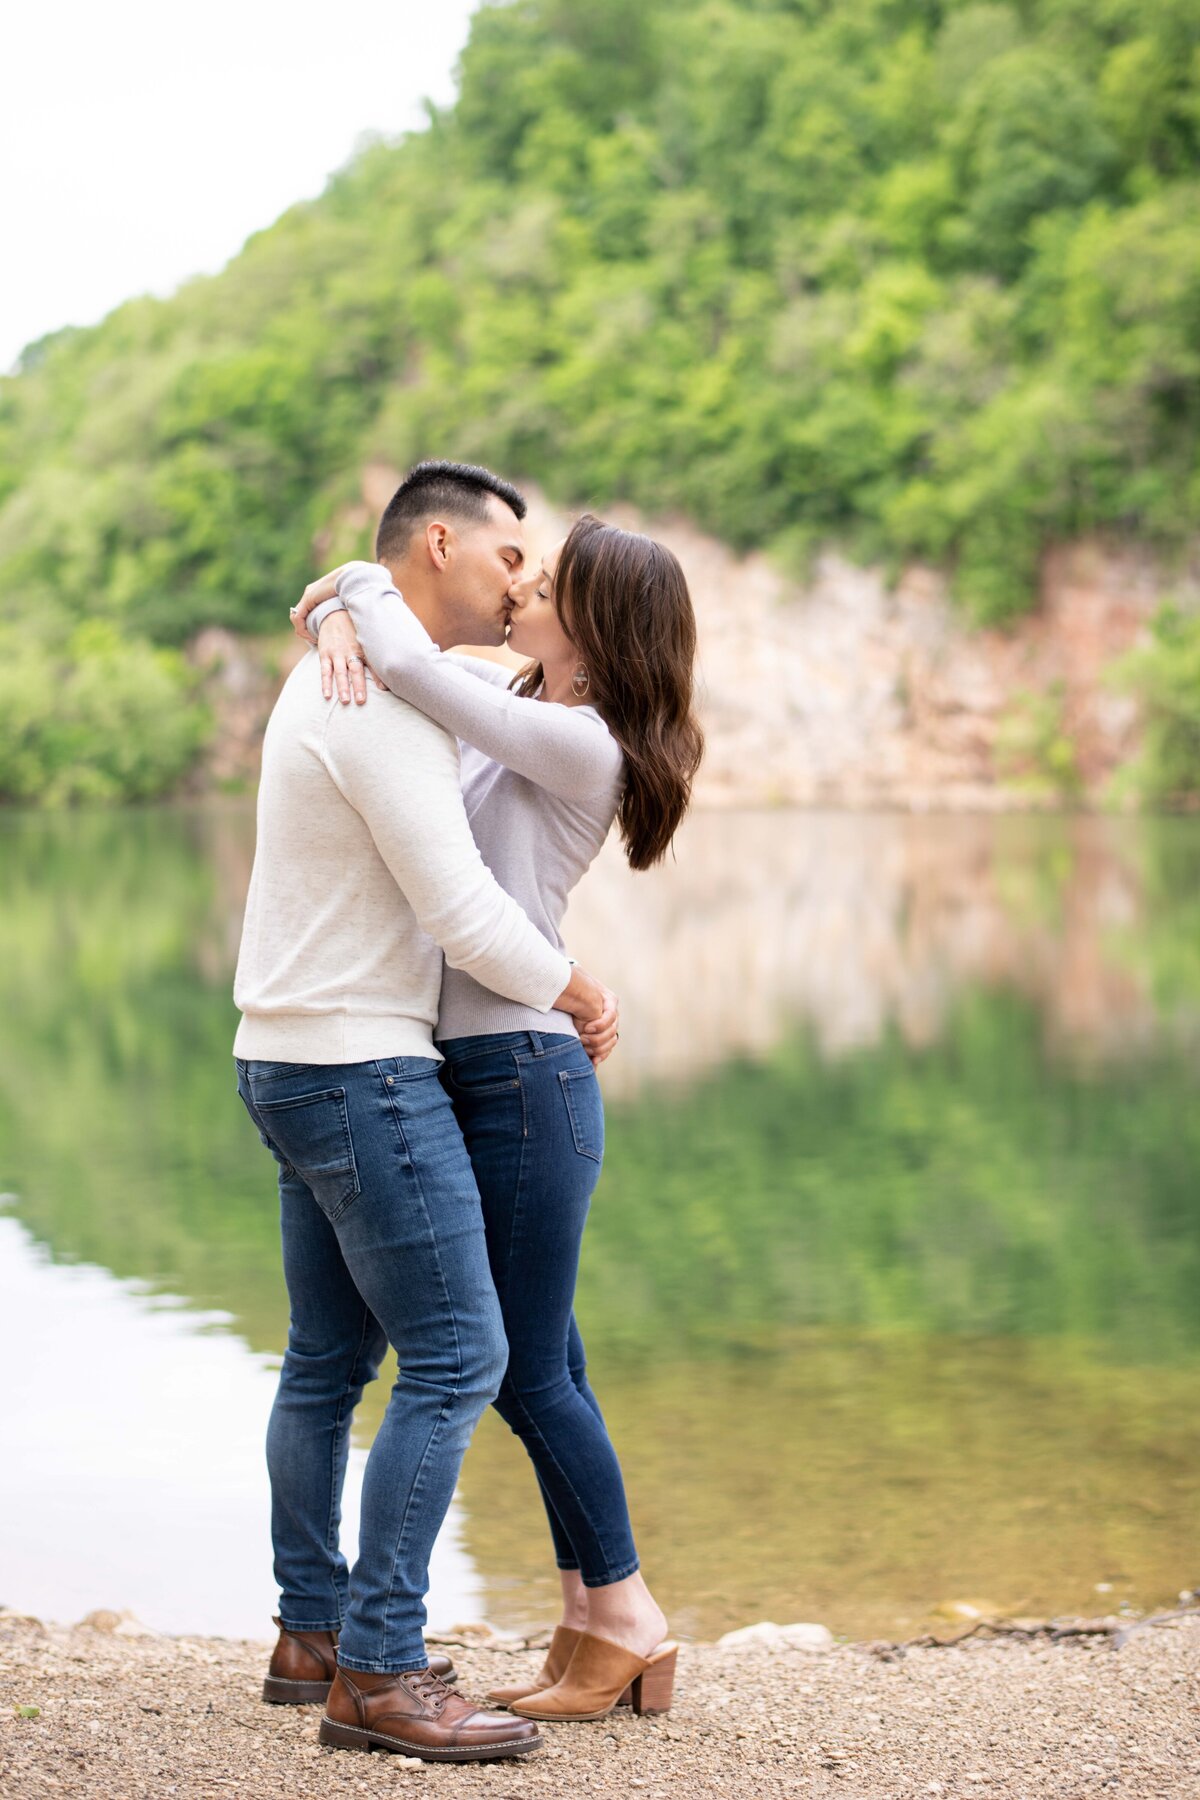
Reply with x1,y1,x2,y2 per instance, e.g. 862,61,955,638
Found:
2,805,1198,1644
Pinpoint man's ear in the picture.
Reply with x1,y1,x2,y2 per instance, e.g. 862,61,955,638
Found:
424,520,453,571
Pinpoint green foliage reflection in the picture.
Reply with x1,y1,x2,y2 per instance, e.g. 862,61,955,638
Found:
1,812,1198,1369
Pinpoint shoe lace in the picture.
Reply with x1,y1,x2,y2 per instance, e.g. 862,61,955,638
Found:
407,1668,465,1714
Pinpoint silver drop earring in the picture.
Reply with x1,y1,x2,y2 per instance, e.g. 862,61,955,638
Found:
571,665,591,698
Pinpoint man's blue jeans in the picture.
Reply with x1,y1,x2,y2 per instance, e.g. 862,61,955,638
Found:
236,1054,506,1673
439,1031,639,1587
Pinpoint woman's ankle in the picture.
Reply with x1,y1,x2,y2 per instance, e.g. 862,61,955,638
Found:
583,1575,667,1656
558,1569,589,1633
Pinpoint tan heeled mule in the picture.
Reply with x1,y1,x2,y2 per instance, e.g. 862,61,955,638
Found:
487,1625,636,1709
486,1625,581,1708
510,1631,678,1721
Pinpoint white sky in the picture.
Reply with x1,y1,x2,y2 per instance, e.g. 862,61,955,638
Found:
0,0,482,373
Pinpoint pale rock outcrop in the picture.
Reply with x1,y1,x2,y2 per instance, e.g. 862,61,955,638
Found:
190,473,1185,807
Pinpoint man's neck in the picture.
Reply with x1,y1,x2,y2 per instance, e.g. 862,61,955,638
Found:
381,557,448,644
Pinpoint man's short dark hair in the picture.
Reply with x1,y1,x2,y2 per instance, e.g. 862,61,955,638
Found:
375,460,527,561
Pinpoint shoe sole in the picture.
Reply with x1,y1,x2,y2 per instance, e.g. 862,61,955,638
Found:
318,1716,541,1761
262,1676,333,1705
264,1666,456,1706
513,1701,671,1722
487,1687,634,1710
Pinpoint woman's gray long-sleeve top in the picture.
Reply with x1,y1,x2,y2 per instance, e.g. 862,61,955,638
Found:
313,562,625,1043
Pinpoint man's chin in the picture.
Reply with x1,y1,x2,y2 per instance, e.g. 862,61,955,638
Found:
455,618,508,651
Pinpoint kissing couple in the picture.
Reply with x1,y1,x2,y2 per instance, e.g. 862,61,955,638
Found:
233,459,703,1762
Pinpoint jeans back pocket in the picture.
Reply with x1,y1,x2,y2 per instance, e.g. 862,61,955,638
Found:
558,1066,604,1164
444,1052,522,1098
254,1087,361,1222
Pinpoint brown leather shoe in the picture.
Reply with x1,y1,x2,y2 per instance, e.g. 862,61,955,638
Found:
262,1619,455,1705
486,1626,632,1709
319,1667,541,1762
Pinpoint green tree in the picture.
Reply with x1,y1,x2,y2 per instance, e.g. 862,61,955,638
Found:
2,0,1199,798
0,621,210,804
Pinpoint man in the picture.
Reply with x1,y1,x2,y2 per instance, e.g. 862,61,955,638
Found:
234,461,613,1763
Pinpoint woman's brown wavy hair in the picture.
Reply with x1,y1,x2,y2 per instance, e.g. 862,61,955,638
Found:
513,514,704,869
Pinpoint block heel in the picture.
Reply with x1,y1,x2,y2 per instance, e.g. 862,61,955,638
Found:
631,1645,677,1715
511,1632,679,1722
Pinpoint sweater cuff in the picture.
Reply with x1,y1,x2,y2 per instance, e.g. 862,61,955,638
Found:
308,596,347,637
528,950,572,1013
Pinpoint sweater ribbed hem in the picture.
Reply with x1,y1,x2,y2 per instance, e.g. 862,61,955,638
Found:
435,998,579,1043
233,1011,441,1065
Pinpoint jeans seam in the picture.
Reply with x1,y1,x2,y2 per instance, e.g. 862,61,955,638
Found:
377,1395,453,1665
534,1467,578,1570
381,1087,463,1388
497,1380,615,1581
496,1055,626,1583
375,1081,467,1667
491,1068,596,1573
323,1303,376,1623
501,1094,529,1300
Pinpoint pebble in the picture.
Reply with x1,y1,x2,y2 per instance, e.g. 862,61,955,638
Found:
3,1612,1199,1798
716,1620,835,1652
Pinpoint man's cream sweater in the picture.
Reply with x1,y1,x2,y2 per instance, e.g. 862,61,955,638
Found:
233,652,570,1064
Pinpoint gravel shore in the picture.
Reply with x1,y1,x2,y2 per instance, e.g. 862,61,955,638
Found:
2,1610,1197,1799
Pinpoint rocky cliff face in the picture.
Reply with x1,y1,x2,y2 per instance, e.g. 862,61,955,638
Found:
189,471,1180,809
682,534,1156,811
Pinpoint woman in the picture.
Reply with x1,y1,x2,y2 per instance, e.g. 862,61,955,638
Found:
291,514,703,1721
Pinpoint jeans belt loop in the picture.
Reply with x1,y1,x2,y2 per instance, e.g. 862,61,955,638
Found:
528,1030,543,1056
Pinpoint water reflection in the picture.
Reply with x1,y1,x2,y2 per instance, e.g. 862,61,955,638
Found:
0,1216,484,1636
459,1334,1200,1641
561,810,1199,1088
1,806,1197,1639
